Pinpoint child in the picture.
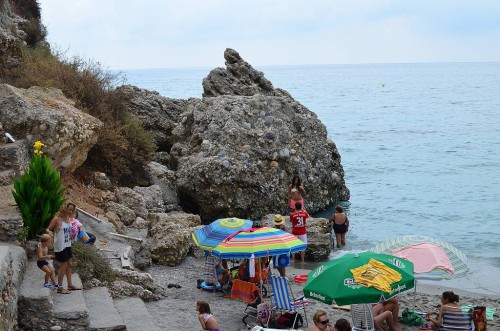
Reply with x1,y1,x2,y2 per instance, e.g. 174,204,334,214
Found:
196,300,220,331
37,234,58,288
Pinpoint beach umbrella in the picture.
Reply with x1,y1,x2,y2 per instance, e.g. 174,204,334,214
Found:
370,235,469,280
192,217,253,251
211,227,306,259
303,251,415,306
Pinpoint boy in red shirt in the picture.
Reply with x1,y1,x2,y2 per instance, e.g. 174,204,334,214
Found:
290,202,309,263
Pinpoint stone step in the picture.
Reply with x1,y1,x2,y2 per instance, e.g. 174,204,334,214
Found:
84,287,126,331
18,259,56,330
114,297,160,331
53,272,89,330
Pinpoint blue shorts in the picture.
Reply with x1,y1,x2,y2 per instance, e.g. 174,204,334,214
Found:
37,260,49,269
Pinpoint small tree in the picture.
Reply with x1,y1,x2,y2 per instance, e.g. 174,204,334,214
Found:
12,141,65,239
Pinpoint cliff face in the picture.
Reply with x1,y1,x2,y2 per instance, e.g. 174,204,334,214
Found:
0,0,24,74
0,0,45,76
119,49,350,221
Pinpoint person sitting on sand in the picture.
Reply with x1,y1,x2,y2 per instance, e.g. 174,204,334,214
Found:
308,310,334,331
196,300,220,331
425,291,462,331
372,296,400,331
333,318,352,331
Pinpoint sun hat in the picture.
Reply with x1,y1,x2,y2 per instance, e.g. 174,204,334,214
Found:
273,214,285,226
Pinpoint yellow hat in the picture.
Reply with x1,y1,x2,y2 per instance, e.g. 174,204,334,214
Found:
273,214,285,226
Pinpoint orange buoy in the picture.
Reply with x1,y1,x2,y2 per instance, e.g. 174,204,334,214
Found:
294,274,308,283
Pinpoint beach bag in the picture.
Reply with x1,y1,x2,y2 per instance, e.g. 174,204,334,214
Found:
400,308,425,326
277,311,303,329
473,306,487,331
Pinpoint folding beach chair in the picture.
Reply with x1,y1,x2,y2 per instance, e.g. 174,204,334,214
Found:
230,279,263,326
351,304,376,331
437,311,473,331
268,275,308,328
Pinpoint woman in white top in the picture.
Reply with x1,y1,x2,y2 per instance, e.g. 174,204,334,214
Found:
46,203,81,294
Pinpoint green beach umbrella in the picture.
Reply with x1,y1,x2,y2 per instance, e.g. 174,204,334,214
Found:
303,251,415,306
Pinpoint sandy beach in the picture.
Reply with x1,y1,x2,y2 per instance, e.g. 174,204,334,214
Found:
145,256,500,330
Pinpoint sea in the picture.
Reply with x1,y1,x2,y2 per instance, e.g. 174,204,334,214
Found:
120,63,500,295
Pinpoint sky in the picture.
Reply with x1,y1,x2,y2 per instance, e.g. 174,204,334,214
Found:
38,0,500,70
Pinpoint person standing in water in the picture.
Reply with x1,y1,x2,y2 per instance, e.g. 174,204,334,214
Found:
329,205,349,249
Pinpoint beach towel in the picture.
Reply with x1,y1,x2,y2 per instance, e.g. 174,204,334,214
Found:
231,279,260,303
350,258,402,293
460,305,496,320
392,243,454,274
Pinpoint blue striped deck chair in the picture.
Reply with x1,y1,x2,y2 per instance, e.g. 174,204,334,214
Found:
437,311,473,331
268,275,308,328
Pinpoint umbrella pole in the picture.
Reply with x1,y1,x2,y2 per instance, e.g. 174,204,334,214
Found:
413,280,417,309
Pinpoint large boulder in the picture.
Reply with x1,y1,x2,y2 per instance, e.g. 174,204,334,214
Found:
304,217,333,261
133,185,165,213
147,212,201,266
145,161,180,211
114,187,148,219
118,49,349,221
0,84,103,172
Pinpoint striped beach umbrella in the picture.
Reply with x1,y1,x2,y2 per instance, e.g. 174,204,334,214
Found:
192,217,253,251
211,227,307,259
370,235,469,280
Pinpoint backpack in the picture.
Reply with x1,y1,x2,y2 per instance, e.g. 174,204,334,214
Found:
277,311,303,329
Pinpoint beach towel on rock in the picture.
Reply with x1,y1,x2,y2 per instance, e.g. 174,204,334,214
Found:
393,243,454,274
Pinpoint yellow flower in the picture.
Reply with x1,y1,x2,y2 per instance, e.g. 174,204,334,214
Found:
34,150,39,154
33,141,45,149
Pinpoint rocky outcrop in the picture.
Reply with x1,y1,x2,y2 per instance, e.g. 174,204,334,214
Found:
145,161,180,212
114,187,148,219
120,49,349,221
0,0,24,73
202,48,275,97
0,84,103,172
147,212,201,266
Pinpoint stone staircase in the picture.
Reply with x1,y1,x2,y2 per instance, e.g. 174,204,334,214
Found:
18,261,159,331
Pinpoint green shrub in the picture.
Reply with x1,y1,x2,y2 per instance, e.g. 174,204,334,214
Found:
7,45,156,185
11,141,65,239
71,242,116,284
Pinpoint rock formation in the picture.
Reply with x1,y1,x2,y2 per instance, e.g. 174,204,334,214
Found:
0,0,24,73
0,84,103,172
119,49,349,221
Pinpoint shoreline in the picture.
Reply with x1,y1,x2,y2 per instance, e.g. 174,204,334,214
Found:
145,256,500,330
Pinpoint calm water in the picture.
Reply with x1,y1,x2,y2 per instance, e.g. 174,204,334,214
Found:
121,63,500,293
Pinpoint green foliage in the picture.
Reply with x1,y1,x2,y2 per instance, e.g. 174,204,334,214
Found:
7,45,157,185
17,226,30,242
71,242,116,284
12,151,65,239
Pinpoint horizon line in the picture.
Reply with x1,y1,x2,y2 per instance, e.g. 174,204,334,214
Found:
112,60,500,71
